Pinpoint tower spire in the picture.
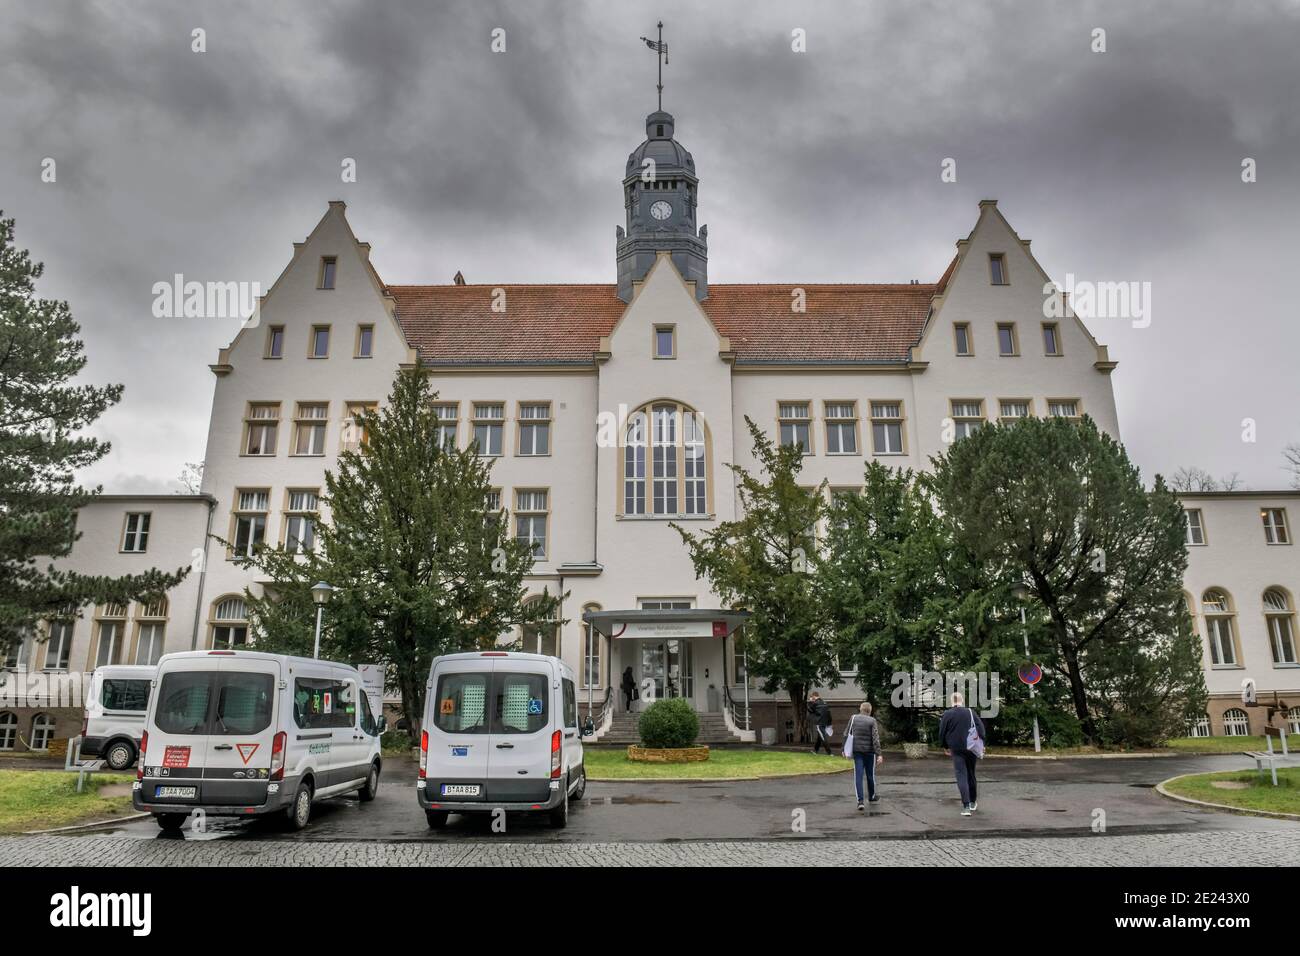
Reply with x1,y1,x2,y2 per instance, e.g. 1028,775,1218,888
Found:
639,21,668,111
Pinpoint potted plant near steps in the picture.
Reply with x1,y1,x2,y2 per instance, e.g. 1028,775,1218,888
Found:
627,699,710,763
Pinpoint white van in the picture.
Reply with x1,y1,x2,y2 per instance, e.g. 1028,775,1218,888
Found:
418,651,588,829
81,665,155,770
134,650,386,831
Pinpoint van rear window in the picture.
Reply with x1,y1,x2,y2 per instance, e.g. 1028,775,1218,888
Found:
156,672,214,735
432,671,548,735
434,673,489,734
493,672,547,735
102,679,150,712
214,674,274,735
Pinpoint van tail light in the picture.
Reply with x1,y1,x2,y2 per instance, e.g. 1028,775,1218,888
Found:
270,731,287,781
550,730,562,778
419,730,428,779
81,717,88,738
137,731,148,780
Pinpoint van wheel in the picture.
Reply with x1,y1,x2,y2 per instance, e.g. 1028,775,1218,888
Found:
425,810,449,829
359,762,380,802
155,813,185,832
573,767,586,801
285,781,312,831
105,740,136,771
549,784,569,829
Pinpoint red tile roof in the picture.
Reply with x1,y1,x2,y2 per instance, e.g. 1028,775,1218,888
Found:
388,261,953,366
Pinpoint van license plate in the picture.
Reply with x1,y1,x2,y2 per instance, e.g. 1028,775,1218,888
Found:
440,784,480,797
155,786,196,799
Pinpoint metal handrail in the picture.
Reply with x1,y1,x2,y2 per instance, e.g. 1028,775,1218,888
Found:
723,684,750,731
594,686,614,727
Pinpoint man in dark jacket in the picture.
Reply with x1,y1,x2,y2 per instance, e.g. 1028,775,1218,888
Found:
807,692,834,754
937,691,986,815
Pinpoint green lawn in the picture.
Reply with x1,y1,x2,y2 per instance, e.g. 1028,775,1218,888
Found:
1163,736,1280,754
1162,766,1300,816
0,770,137,834
584,747,852,780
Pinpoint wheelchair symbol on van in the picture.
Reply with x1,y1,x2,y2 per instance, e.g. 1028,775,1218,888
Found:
527,698,543,716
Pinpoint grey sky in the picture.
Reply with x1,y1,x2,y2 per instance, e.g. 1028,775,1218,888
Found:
2,0,1297,493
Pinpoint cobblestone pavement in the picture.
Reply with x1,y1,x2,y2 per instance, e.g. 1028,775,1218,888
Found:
1,829,1297,866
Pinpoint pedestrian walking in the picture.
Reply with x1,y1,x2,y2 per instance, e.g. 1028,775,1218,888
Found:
807,691,834,754
937,691,986,816
621,666,637,712
843,702,883,810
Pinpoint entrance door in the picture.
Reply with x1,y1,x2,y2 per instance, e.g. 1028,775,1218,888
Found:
637,640,693,709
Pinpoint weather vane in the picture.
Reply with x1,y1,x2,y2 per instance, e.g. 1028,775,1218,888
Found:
640,21,668,111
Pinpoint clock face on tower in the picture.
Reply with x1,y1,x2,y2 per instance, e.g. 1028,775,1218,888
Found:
650,200,672,221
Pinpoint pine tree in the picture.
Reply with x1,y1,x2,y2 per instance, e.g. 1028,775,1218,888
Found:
0,214,187,652
673,418,837,743
232,367,561,740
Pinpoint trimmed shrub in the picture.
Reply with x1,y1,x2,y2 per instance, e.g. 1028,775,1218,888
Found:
637,698,700,749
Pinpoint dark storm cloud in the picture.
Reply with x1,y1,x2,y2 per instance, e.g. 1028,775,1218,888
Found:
1,0,1297,491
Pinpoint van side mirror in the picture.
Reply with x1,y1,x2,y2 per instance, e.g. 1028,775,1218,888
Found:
377,715,387,736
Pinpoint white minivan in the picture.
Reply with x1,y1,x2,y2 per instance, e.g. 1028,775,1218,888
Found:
81,664,155,770
418,651,588,829
134,650,386,831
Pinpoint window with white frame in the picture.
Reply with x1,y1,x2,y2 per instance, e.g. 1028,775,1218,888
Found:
232,489,269,558
582,605,602,688
134,598,168,666
953,323,972,356
244,402,279,456
1288,707,1300,736
1263,588,1297,665
43,619,73,671
318,257,337,290
778,402,812,453
518,402,551,456
310,324,330,357
121,512,150,553
473,403,504,456
989,253,1008,285
1186,714,1210,738
265,325,284,359
624,411,647,515
341,401,377,451
284,489,319,554
654,325,676,359
998,399,1031,423
355,324,374,358
293,403,328,455
1047,399,1080,420
950,400,984,440
1202,589,1237,666
30,713,55,751
1184,508,1205,546
2,631,34,669
824,402,858,455
1262,508,1290,545
1222,708,1250,737
211,597,249,649
682,411,707,516
623,404,708,517
519,600,557,656
0,712,14,750
1042,322,1061,356
870,402,904,455
92,604,128,667
651,405,679,514
515,489,548,559
432,403,459,449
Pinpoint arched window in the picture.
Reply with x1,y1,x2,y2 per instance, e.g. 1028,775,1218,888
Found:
210,596,249,649
1221,707,1250,737
1263,588,1297,666
581,603,603,689
1186,714,1210,738
30,713,55,751
622,402,710,518
134,597,169,665
0,712,16,751
1201,589,1237,666
91,603,129,668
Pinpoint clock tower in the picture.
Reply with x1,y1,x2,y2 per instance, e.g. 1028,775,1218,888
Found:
616,109,708,303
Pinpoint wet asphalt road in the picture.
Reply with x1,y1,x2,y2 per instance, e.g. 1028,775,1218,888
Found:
69,751,1299,844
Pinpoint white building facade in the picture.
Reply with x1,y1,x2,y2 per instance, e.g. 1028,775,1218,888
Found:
14,107,1288,749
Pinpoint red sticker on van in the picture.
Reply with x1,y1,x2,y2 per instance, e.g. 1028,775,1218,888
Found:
162,746,191,768
236,743,260,764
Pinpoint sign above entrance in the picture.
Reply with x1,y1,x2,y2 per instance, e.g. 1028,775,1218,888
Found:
582,608,750,639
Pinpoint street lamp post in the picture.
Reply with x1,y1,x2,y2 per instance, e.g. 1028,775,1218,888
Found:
1012,584,1042,753
311,582,333,659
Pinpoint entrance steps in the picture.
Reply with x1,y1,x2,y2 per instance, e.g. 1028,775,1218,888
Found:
596,710,748,745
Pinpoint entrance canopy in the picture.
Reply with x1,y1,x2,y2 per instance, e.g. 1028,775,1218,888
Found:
582,608,750,639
